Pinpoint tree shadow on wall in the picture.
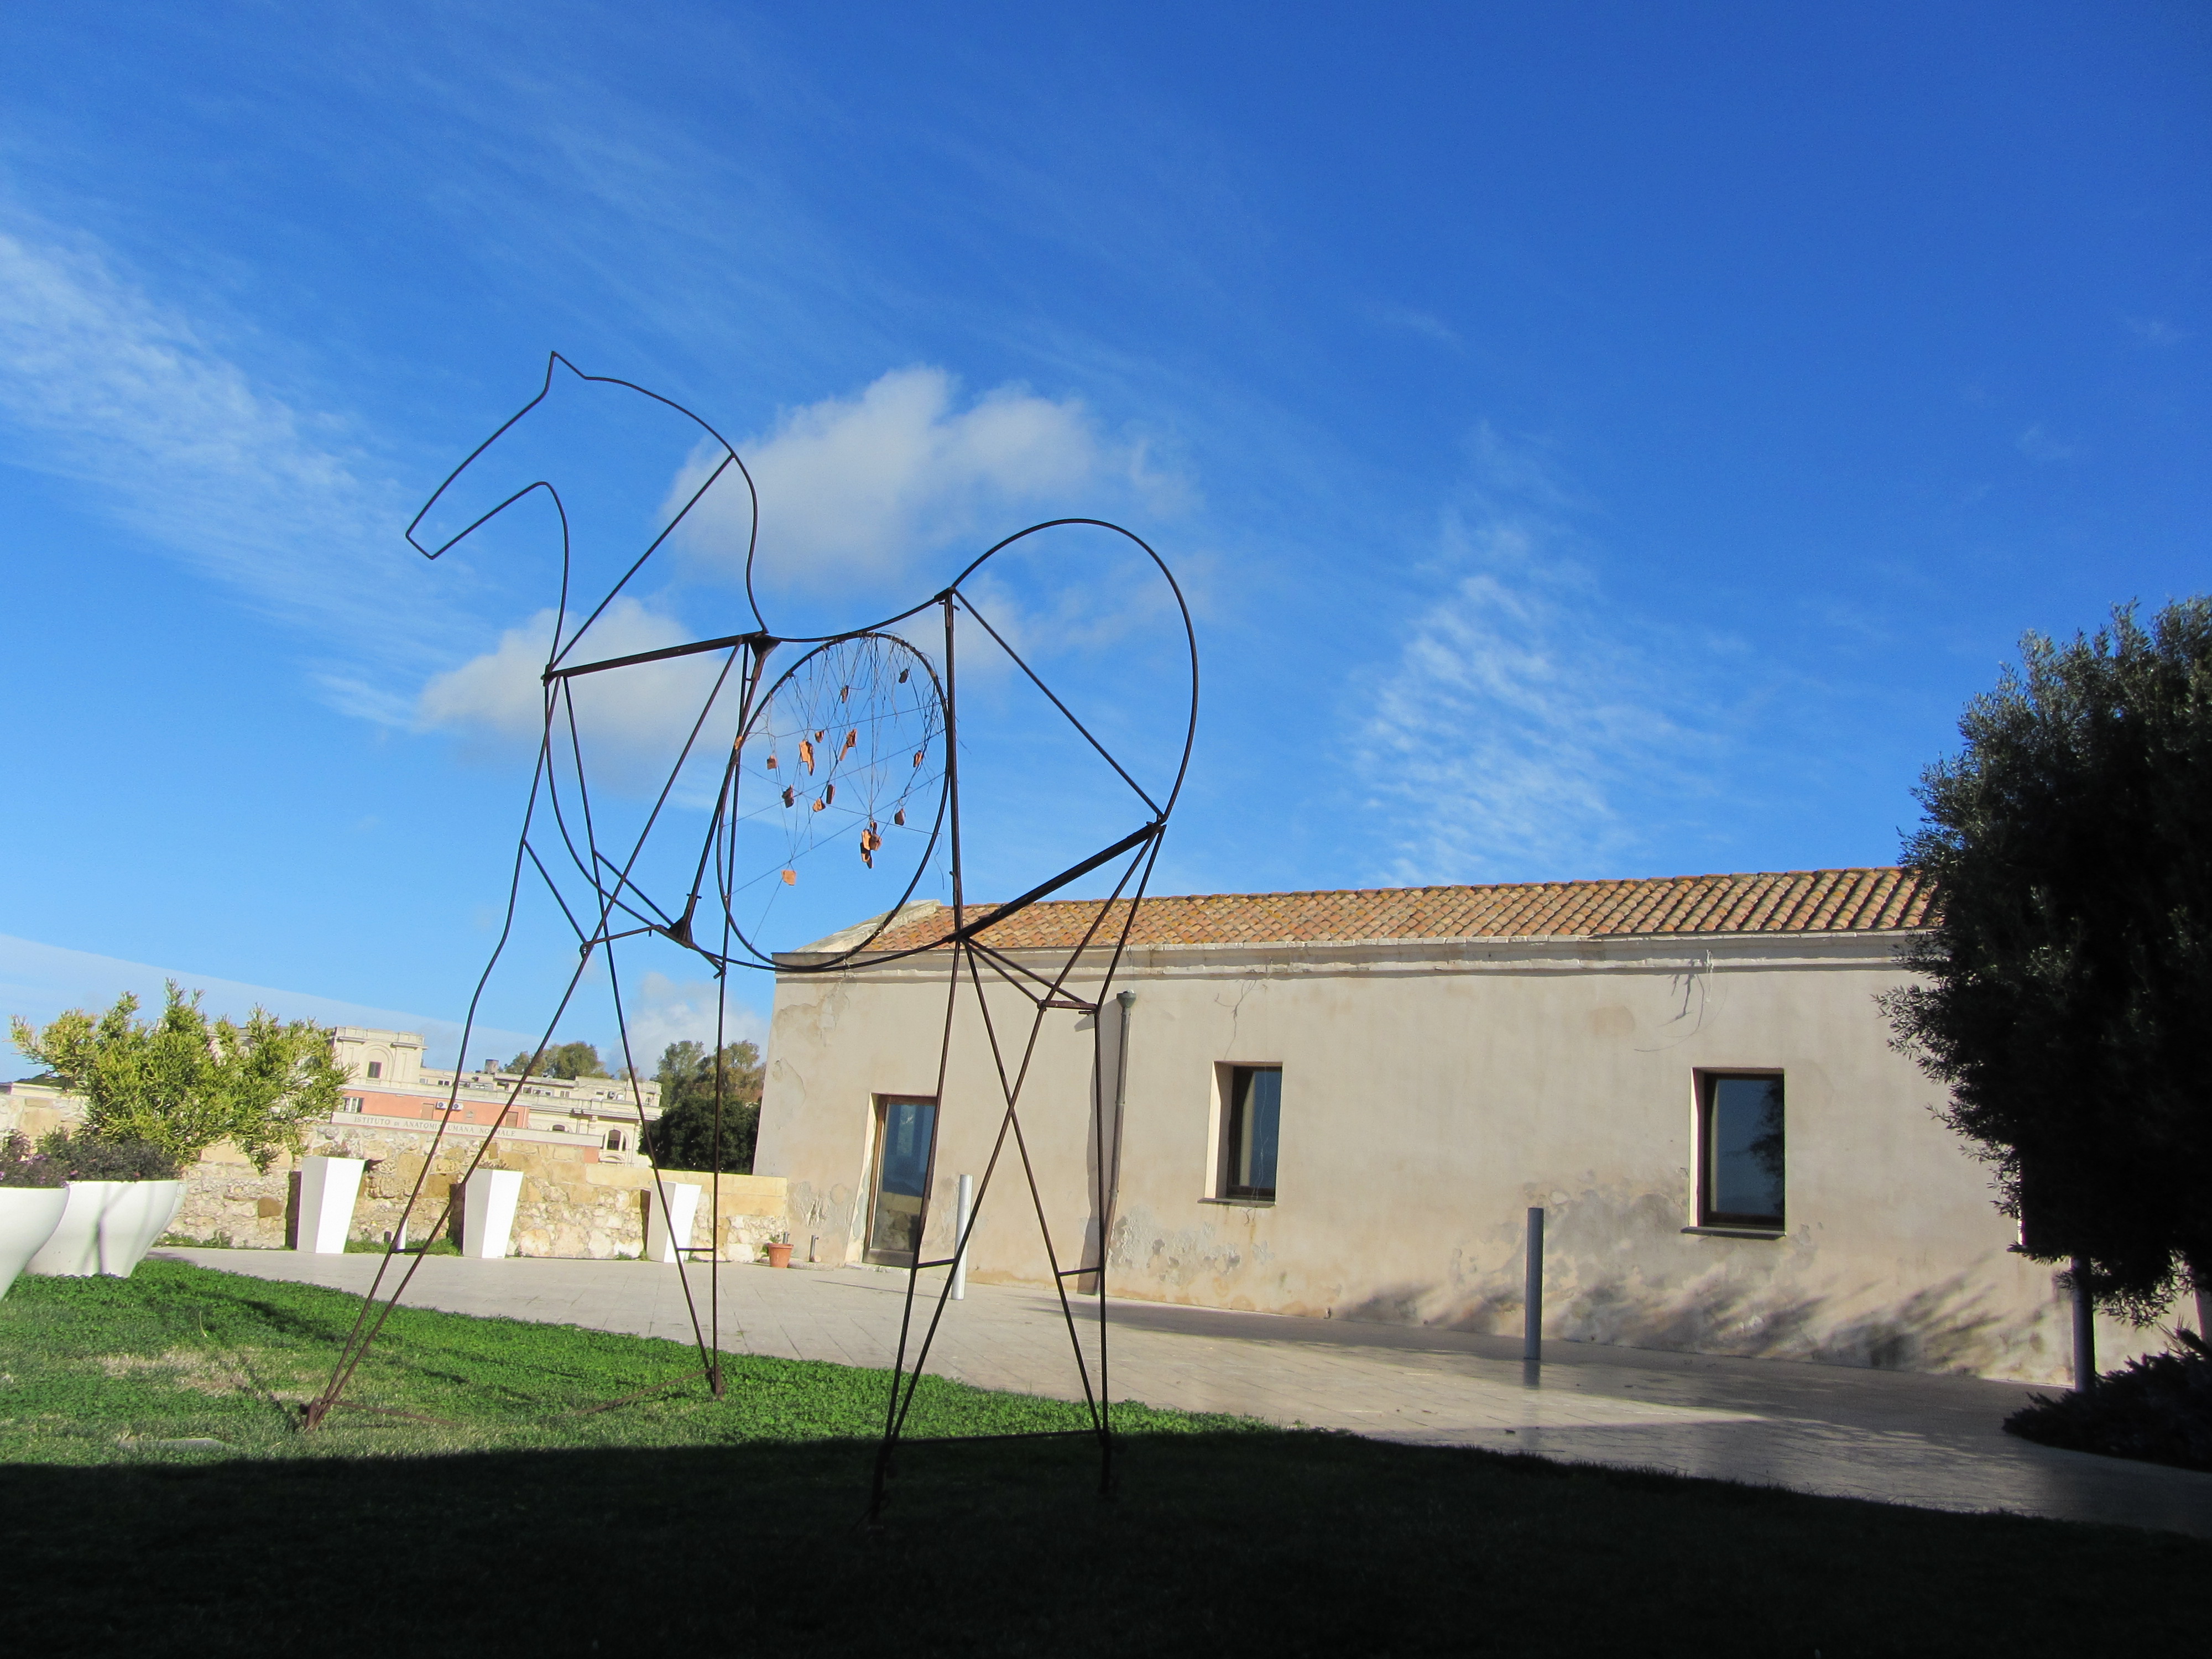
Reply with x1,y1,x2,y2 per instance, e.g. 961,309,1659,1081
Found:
1326,1271,2026,1377
1559,1269,2020,1374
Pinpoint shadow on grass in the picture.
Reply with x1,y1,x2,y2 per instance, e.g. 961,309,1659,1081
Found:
5,1430,2210,1657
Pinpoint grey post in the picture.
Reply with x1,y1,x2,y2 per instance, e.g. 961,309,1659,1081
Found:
952,1172,974,1301
1523,1206,1545,1363
2071,1255,2096,1392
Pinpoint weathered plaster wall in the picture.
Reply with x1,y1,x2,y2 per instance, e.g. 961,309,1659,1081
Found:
756,933,2169,1386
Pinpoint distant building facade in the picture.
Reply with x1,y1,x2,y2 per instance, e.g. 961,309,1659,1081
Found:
4,1027,665,1166
329,1028,662,1157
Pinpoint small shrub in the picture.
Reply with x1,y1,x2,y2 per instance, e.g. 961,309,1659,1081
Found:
2004,1328,2212,1472
0,1130,65,1188
37,1130,182,1182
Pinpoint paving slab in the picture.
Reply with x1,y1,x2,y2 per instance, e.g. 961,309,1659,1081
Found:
158,1248,2212,1536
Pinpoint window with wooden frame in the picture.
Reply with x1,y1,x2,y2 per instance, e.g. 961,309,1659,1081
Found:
1220,1066,1282,1202
1697,1072,1785,1231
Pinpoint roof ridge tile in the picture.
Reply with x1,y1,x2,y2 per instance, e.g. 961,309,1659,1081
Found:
842,867,1936,954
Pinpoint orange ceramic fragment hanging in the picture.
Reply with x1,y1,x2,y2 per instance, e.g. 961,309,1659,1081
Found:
898,667,910,682
841,729,857,757
823,782,836,806
781,786,795,808
765,751,778,770
893,806,906,826
839,685,851,702
811,795,825,812
780,869,796,885
912,749,925,767
799,738,815,773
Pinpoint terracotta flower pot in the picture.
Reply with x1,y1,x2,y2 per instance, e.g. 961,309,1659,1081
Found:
764,1241,793,1269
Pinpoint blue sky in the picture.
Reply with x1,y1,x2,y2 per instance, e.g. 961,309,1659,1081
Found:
1,1,2204,1067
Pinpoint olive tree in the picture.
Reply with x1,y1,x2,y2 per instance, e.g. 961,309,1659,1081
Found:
1882,598,2212,1323
11,982,346,1172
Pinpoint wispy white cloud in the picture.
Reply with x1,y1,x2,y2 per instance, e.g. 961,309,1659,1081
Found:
2016,422,2079,463
1368,304,1462,349
2123,315,2189,348
621,970,769,1065
0,218,463,696
0,932,535,1072
1350,433,1722,883
672,366,1121,590
416,596,742,797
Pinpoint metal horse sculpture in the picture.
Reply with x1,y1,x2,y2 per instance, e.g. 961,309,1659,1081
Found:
305,353,1198,1514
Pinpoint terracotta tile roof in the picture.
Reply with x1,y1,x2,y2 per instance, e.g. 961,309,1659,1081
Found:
857,868,1935,954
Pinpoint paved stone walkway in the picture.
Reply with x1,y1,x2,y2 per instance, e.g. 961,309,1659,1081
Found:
161,1248,2212,1537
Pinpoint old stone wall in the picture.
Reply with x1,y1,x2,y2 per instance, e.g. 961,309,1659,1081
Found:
168,1121,788,1260
0,1083,82,1144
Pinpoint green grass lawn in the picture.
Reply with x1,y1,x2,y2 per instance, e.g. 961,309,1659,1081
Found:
1,1261,2206,1657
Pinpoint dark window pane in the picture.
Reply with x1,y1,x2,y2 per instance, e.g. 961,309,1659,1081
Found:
868,1098,937,1261
1228,1067,1281,1197
1707,1076,1784,1224
880,1100,934,1198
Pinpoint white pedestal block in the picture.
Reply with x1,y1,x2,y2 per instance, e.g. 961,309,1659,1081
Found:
0,1188,68,1296
645,1182,702,1263
295,1157,366,1255
27,1181,184,1277
461,1168,524,1258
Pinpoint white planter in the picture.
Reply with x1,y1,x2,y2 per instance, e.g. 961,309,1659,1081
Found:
28,1182,108,1276
98,1180,184,1275
0,1188,69,1297
295,1156,366,1255
27,1180,185,1277
645,1181,702,1263
461,1168,524,1258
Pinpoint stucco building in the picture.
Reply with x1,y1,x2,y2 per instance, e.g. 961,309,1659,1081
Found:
328,1027,661,1156
755,867,2155,1387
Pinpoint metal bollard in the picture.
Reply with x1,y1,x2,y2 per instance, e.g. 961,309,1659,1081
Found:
2071,1256,2096,1392
1524,1207,1545,1363
952,1173,974,1300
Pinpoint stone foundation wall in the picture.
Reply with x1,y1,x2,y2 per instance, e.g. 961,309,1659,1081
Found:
169,1122,787,1260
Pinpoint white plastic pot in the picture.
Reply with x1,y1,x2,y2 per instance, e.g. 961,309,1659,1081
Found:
97,1180,184,1274
461,1168,524,1258
26,1180,186,1277
0,1187,69,1296
295,1156,366,1254
645,1182,702,1263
